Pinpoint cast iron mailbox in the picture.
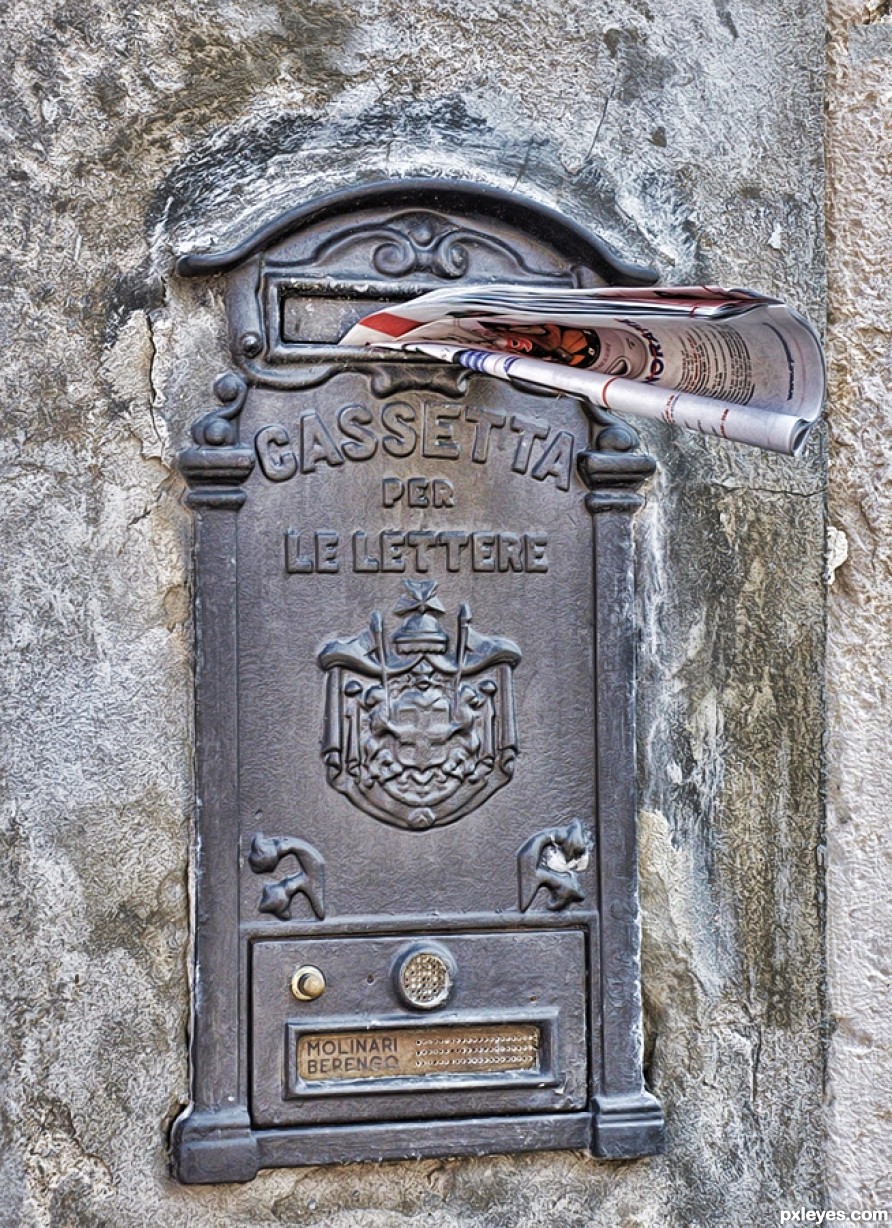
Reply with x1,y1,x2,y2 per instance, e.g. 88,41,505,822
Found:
171,179,665,1183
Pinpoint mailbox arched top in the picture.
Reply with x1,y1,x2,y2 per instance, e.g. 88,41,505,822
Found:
175,177,659,287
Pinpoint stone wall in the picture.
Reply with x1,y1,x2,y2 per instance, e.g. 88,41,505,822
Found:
825,0,892,1210
0,0,847,1224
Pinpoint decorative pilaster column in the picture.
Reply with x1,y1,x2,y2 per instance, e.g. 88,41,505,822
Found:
170,374,259,1183
578,407,665,1158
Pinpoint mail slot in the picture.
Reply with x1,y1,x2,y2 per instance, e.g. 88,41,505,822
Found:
170,179,664,1183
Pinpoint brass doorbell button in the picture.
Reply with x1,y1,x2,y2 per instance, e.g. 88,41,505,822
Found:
291,965,326,1001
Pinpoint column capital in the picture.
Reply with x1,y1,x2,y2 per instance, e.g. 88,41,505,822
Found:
577,401,657,513
179,371,255,508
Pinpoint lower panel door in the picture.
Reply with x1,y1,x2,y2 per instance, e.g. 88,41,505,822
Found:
250,929,588,1127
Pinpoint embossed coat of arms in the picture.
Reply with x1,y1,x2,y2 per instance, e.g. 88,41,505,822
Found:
317,580,521,830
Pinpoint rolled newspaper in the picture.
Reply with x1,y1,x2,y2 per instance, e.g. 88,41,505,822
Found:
341,285,825,456
393,342,811,455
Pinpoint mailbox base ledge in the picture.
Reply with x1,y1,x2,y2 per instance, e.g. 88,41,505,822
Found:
255,1112,592,1171
172,1104,668,1182
593,1094,665,1158
171,1108,260,1184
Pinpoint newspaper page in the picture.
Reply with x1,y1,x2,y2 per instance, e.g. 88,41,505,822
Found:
340,285,826,455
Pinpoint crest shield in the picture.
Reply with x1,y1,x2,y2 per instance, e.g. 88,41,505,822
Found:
318,580,521,830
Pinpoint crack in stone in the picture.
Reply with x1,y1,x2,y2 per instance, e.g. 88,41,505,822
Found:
145,280,167,449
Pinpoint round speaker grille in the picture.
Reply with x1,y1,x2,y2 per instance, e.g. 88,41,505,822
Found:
396,949,454,1010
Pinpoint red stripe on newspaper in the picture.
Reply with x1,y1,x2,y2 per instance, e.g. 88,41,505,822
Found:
663,393,678,424
719,406,730,437
352,311,417,338
600,377,619,409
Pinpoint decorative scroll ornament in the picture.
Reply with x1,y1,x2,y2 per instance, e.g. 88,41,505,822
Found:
190,372,248,447
370,212,469,278
517,819,592,912
318,580,521,831
248,834,326,920
287,209,554,282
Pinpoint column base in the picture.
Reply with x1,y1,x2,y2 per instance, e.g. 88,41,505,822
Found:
170,1107,260,1184
593,1092,665,1158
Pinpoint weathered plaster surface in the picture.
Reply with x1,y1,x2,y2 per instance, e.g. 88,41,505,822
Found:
1,0,828,1224
825,0,892,1208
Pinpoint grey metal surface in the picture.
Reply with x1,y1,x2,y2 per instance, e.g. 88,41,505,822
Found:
251,931,587,1126
172,178,663,1183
